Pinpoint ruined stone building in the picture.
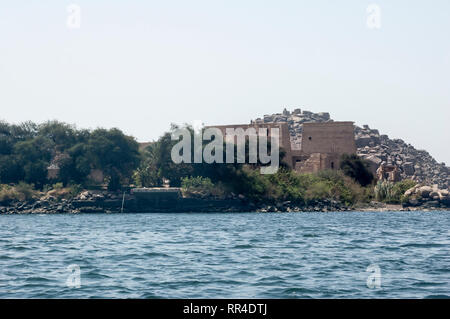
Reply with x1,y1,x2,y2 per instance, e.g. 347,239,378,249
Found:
211,121,357,173
291,122,356,173
209,122,293,166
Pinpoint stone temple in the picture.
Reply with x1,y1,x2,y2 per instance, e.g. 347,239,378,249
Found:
211,121,357,173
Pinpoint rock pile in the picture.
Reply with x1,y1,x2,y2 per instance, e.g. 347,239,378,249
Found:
254,199,350,213
75,190,122,201
355,126,449,188
253,108,449,189
253,108,332,150
0,199,78,214
403,185,450,209
0,190,127,214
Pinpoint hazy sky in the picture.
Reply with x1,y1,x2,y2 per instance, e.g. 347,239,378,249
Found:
1,1,449,163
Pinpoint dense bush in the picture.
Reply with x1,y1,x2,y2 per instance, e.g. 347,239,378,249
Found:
219,167,370,206
340,154,374,186
181,176,214,189
0,183,39,203
392,179,417,200
374,180,395,202
0,120,140,190
375,179,417,204
43,184,83,200
181,176,227,198
133,127,196,187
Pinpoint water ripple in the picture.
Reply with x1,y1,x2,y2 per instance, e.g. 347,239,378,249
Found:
0,211,449,298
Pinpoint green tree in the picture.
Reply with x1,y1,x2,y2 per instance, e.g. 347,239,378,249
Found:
13,136,54,187
58,143,91,185
339,154,374,187
86,128,140,190
37,121,79,151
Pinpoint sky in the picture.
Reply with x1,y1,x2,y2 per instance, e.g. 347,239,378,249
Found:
0,1,449,163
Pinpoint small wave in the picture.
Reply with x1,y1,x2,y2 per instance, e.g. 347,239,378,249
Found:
0,255,13,260
412,281,447,287
233,244,253,249
279,263,300,268
380,246,401,251
350,239,367,244
424,295,450,299
280,287,317,296
233,270,255,277
430,268,450,274
400,243,444,248
212,279,243,285
25,276,53,283
83,271,111,279
141,292,161,299
143,252,169,257
258,275,284,282
10,246,31,251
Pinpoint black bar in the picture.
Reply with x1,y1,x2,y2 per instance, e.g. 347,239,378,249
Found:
0,299,447,318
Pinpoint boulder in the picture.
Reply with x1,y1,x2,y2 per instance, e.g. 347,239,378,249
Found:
356,135,373,148
429,191,439,198
417,186,433,198
403,162,415,176
438,189,449,197
317,112,330,120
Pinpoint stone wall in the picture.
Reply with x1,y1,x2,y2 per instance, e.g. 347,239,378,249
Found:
301,122,356,155
209,122,293,167
294,153,338,173
211,117,355,172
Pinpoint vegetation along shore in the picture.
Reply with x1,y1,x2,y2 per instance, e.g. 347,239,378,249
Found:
0,117,449,214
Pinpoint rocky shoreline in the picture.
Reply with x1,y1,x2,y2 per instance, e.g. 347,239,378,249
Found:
1,190,448,215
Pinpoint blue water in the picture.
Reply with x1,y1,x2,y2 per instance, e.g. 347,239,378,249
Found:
0,211,449,298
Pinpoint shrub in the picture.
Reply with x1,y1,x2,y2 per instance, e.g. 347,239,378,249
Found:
305,180,332,201
317,170,369,205
237,168,370,206
374,179,417,204
266,169,306,203
0,185,20,203
133,163,161,187
182,176,213,189
15,182,36,200
0,183,38,203
391,179,417,203
340,154,374,186
228,166,270,202
374,180,395,202
181,176,227,198
52,182,64,190
68,184,83,198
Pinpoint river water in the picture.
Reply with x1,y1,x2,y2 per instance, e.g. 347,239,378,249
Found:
0,211,449,298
